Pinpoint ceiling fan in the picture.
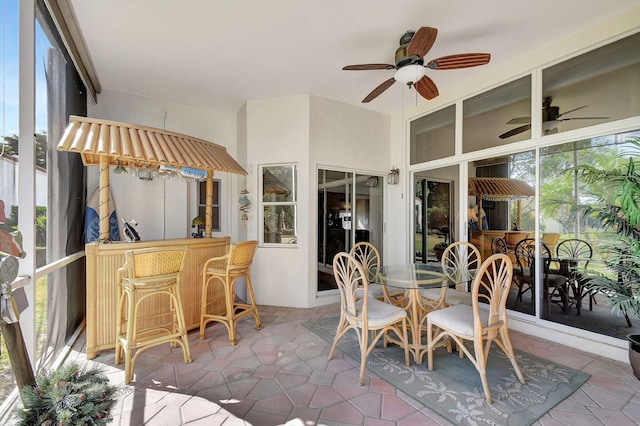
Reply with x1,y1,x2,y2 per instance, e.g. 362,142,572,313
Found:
342,27,491,103
499,97,609,139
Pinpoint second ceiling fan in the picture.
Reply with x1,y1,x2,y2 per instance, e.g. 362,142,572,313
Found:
499,97,609,139
343,26,491,103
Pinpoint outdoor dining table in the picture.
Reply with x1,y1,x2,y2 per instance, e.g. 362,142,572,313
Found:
378,263,475,363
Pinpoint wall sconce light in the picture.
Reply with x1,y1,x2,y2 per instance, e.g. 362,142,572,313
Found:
113,160,128,175
387,167,400,185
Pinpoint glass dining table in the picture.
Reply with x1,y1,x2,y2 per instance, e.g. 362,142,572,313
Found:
378,263,475,363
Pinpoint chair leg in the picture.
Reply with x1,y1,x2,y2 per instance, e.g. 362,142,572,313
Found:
199,276,210,340
328,316,349,360
244,275,262,330
114,290,126,365
124,288,137,384
498,328,525,385
358,328,369,386
474,338,492,404
172,287,192,364
226,279,238,345
401,318,410,367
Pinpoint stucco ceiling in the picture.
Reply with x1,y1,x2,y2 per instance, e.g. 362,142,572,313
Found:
68,0,639,116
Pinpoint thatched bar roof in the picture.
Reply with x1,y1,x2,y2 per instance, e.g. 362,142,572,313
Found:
56,116,247,175
468,177,534,201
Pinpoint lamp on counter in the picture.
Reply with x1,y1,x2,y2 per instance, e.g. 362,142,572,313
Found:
113,160,128,175
387,167,400,185
191,216,205,238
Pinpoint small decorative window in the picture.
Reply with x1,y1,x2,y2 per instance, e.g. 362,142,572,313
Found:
260,164,297,245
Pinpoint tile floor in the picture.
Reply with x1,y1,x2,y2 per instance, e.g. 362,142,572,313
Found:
68,303,640,425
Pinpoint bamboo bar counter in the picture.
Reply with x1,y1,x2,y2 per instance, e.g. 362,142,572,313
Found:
56,116,249,358
85,237,230,359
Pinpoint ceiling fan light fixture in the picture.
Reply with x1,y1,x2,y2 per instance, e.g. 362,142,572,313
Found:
394,64,426,86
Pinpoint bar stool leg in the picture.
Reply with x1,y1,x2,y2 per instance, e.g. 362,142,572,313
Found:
172,287,192,363
245,275,262,330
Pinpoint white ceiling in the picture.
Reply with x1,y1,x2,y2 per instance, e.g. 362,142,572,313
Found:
68,0,639,116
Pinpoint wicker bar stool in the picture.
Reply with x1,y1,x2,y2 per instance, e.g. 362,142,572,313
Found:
200,240,262,345
115,246,192,384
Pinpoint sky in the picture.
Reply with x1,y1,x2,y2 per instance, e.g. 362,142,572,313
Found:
2,0,51,139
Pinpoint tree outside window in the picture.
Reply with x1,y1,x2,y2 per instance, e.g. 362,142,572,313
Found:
261,165,297,244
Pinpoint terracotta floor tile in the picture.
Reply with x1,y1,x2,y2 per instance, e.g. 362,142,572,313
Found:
55,303,639,426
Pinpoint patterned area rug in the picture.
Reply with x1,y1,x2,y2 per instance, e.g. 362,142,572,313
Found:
304,316,590,426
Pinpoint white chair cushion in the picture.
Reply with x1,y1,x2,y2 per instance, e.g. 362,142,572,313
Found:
419,288,472,306
444,289,473,305
354,299,407,328
360,283,404,300
427,304,489,336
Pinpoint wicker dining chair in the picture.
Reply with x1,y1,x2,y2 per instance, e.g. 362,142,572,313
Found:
426,253,525,404
115,246,192,384
491,236,508,254
419,241,479,307
328,252,410,385
200,240,262,345
349,242,405,306
513,238,568,317
556,238,594,314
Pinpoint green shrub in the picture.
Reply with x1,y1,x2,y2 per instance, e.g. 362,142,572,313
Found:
18,362,121,426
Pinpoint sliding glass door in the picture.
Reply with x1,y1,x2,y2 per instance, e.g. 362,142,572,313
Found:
414,167,457,263
317,169,383,292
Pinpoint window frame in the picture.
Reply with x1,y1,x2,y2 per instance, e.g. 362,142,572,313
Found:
259,163,298,247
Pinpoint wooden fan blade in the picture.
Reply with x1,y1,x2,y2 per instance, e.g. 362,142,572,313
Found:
407,27,438,58
499,124,531,139
506,116,531,125
426,53,491,70
362,78,396,103
414,75,439,100
343,64,396,71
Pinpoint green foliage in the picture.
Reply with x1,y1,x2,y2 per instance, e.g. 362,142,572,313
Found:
17,362,121,426
1,133,48,169
568,137,640,318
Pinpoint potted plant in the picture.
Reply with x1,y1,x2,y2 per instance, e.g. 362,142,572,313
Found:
17,361,121,425
568,136,640,379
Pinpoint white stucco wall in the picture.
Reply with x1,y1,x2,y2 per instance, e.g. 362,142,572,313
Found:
309,95,391,306
244,95,311,308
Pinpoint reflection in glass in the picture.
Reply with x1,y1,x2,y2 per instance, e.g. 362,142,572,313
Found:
539,130,640,338
410,105,455,164
464,75,532,149
414,166,457,263
542,32,640,134
262,165,297,244
317,169,383,292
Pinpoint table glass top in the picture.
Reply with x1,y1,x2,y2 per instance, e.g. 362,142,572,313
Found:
379,263,475,290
